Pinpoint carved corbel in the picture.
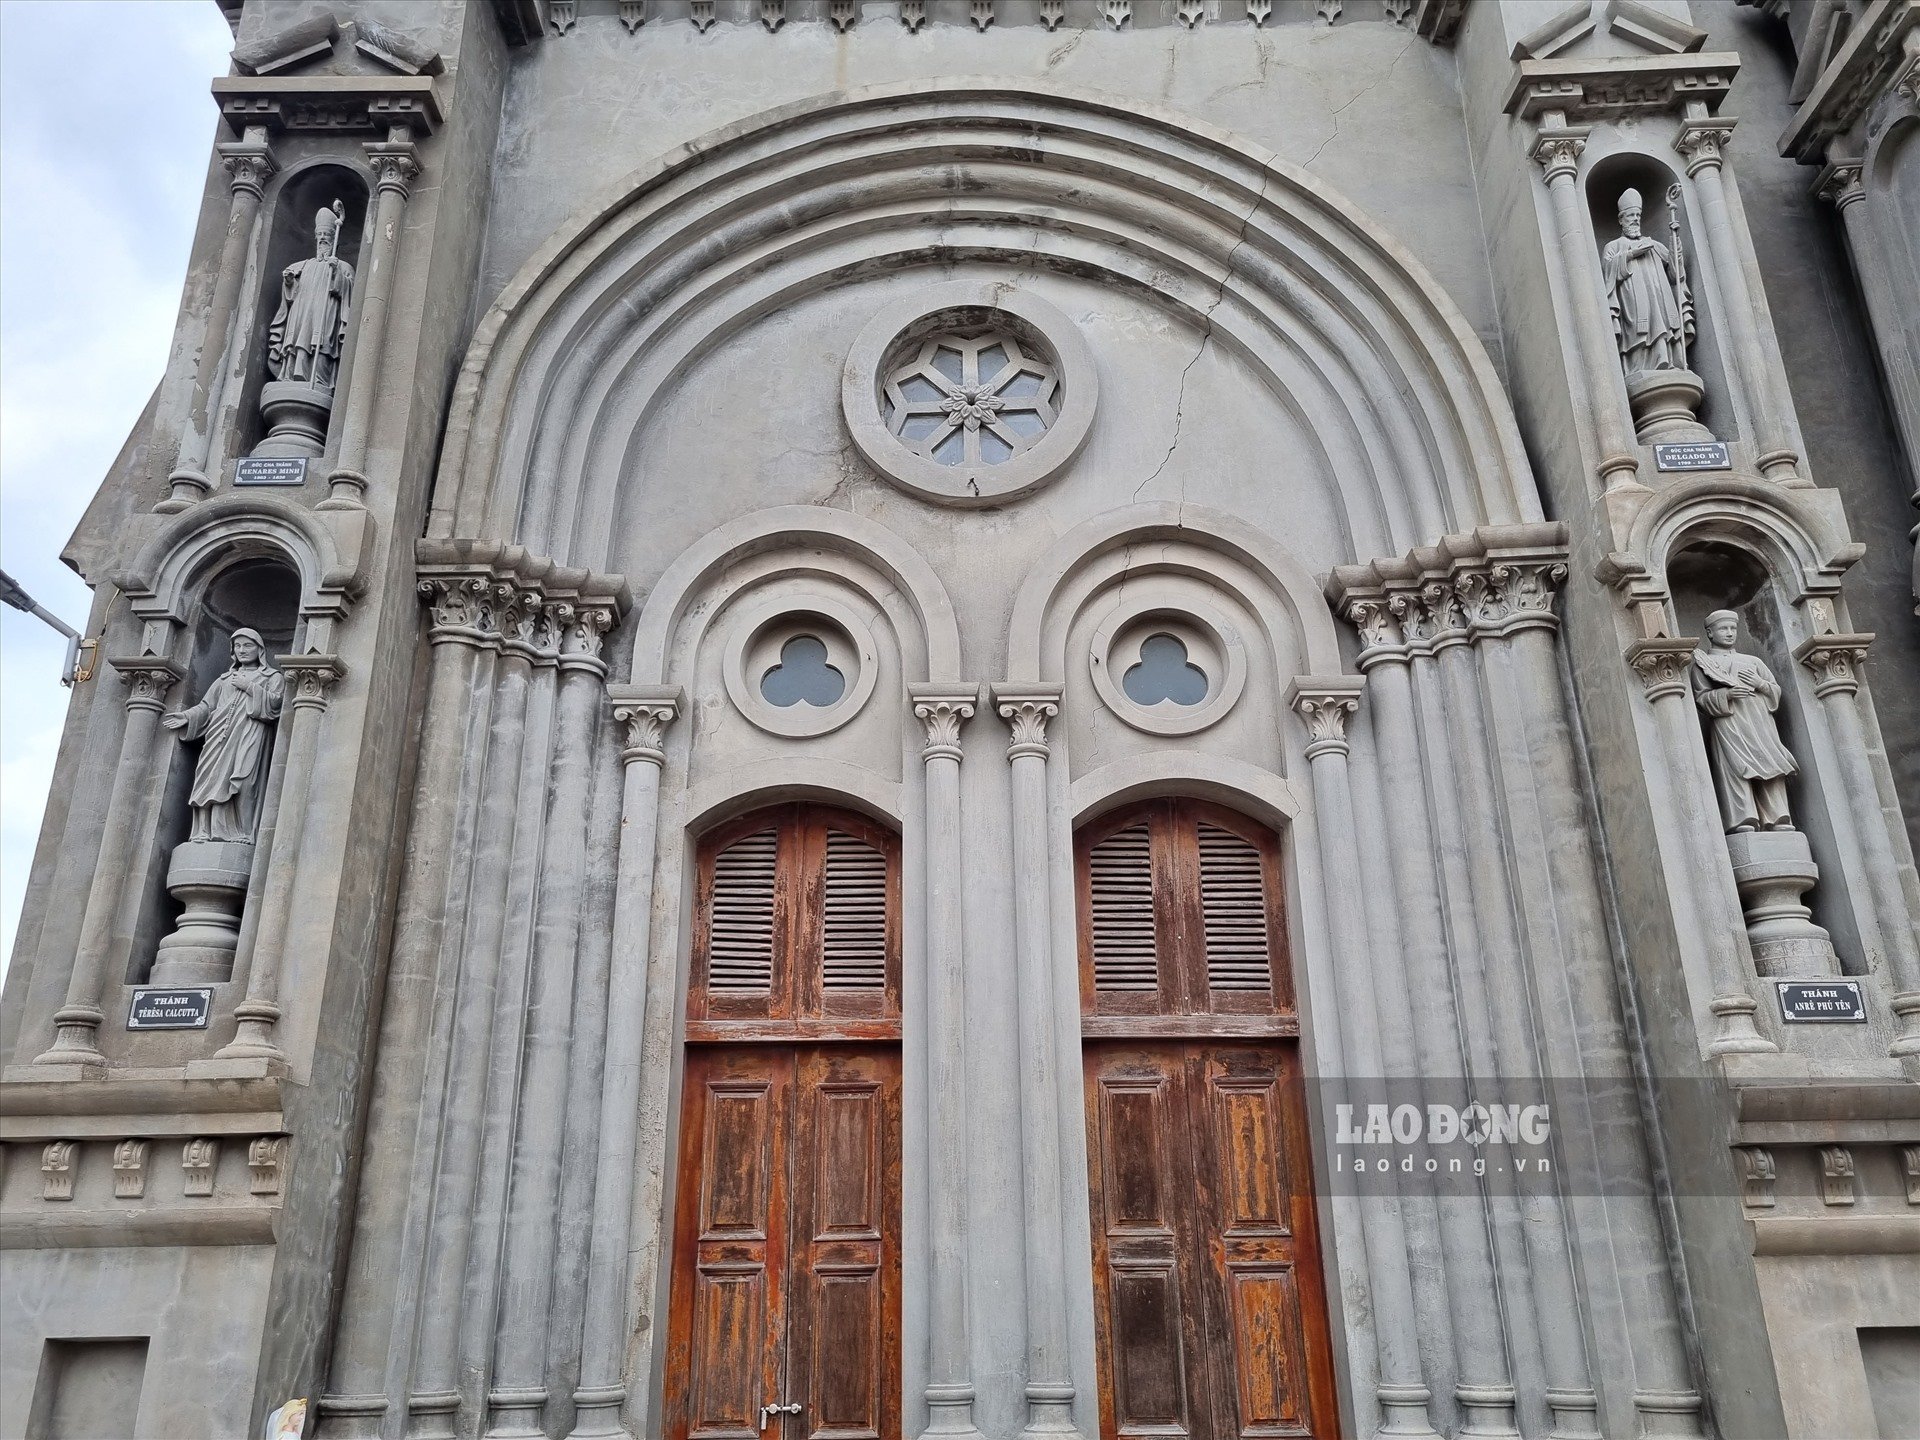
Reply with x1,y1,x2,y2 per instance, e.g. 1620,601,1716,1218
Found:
41,1141,78,1201
248,1136,289,1196
183,1138,221,1197
1818,1146,1856,1207
619,0,648,32
112,1139,150,1198
1737,1147,1775,1209
1903,1145,1920,1205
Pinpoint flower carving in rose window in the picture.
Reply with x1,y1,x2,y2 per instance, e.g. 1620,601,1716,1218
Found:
881,329,1060,467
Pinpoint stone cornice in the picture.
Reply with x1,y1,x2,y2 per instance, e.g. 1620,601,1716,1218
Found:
531,0,1457,36
1326,523,1570,667
213,74,443,138
1780,0,1920,163
1503,52,1741,123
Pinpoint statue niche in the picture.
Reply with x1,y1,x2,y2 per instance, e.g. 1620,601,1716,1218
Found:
149,629,287,986
1601,185,1711,444
1690,608,1837,977
254,201,355,460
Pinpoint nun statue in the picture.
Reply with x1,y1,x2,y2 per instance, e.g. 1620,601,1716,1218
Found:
162,629,287,843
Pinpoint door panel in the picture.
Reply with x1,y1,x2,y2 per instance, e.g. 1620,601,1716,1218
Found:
667,1046,900,1440
1086,1042,1336,1440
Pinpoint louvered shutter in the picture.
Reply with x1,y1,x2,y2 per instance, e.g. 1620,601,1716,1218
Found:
1088,824,1158,992
706,827,778,994
1197,823,1271,992
821,828,889,992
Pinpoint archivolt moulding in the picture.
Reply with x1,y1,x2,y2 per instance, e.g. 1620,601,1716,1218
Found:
629,505,961,685
114,491,369,629
1069,750,1305,832
686,758,904,835
428,79,1541,569
1006,501,1344,684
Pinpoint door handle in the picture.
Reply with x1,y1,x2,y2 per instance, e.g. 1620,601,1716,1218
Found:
759,1401,803,1429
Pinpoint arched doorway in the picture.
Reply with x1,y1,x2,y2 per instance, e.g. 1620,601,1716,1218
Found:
664,803,902,1440
1076,797,1338,1439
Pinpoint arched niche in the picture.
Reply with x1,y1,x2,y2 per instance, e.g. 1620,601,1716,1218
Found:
230,160,371,463
1663,532,1867,975
1585,150,1736,442
128,552,302,984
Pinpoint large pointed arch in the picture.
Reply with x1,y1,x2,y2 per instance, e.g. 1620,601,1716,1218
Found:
426,78,1541,566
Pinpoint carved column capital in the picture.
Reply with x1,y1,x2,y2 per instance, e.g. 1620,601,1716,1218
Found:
1286,676,1364,759
555,601,618,675
1342,596,1409,669
1529,123,1590,183
1793,632,1874,698
279,654,346,711
1625,638,1697,702
992,685,1061,761
607,685,681,767
1459,558,1568,636
364,137,421,199
418,574,511,648
909,684,980,762
1674,118,1737,176
216,133,277,200
109,655,184,712
1815,160,1867,210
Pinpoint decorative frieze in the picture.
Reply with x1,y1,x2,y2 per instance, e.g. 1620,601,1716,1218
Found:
213,76,443,138
525,0,1457,34
183,1138,220,1198
113,1139,151,1199
1503,53,1741,124
41,1141,77,1201
1327,524,1570,667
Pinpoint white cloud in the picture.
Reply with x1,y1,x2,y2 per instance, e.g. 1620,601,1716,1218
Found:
1,1,235,970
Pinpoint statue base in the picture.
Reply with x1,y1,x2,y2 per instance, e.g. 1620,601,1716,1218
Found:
150,838,255,985
1626,368,1712,444
255,380,334,459
1725,828,1838,978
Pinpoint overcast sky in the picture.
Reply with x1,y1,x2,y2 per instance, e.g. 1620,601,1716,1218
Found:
1,1,235,967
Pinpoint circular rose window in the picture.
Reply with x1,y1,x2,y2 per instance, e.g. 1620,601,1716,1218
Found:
844,282,1098,506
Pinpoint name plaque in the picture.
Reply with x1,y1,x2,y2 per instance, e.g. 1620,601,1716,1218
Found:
1653,441,1730,473
127,987,214,1031
235,457,308,487
1776,980,1867,1024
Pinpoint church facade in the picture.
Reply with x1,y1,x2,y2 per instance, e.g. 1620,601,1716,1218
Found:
3,2,1919,1437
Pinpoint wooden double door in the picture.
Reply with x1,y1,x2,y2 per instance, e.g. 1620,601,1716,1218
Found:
1079,800,1338,1440
667,807,903,1440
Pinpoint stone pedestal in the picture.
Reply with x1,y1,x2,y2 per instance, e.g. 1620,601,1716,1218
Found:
255,380,334,458
150,838,254,985
1725,829,1838,978
1625,368,1713,444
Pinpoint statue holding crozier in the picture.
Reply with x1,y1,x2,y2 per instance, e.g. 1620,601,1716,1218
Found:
253,201,355,459
1602,186,1710,442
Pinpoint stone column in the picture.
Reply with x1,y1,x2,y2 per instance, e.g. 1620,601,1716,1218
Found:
1674,116,1805,486
160,128,275,512
992,685,1082,1440
1530,119,1645,496
909,683,986,1440
488,606,615,1440
1342,605,1522,1440
208,654,343,1064
1625,640,1776,1057
34,656,182,1069
1795,634,1920,1060
1819,161,1920,533
569,685,680,1440
1285,676,1440,1440
318,576,506,1438
320,129,420,510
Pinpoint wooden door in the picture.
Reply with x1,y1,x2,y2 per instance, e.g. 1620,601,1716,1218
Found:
667,805,903,1440
1077,800,1338,1440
